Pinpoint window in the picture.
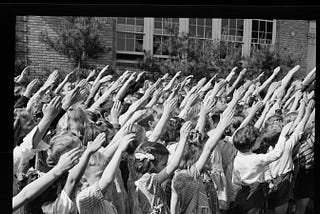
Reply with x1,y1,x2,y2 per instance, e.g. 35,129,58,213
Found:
116,17,144,52
221,19,244,43
153,18,179,55
251,19,273,46
220,19,244,58
189,18,212,39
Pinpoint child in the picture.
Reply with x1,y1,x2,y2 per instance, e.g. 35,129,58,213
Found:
231,122,293,214
76,133,136,214
133,121,192,214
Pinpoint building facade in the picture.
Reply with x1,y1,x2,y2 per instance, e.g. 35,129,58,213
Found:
15,16,316,80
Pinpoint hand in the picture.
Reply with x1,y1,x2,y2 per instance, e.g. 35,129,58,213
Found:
268,81,281,94
110,100,122,123
87,132,106,153
201,75,215,92
64,71,75,82
56,147,83,172
62,87,80,110
42,70,59,89
15,66,31,83
180,121,192,141
99,75,113,84
153,88,163,99
164,97,178,115
226,66,237,82
24,79,40,98
251,101,264,113
109,78,122,92
143,84,157,98
232,86,245,100
129,109,148,123
161,73,169,80
281,121,294,137
202,97,216,115
254,72,265,82
76,79,88,89
128,72,137,82
186,93,198,107
136,71,146,81
308,90,314,100
196,77,207,89
273,66,281,75
212,80,227,94
86,69,97,81
174,70,182,78
100,65,110,74
118,133,136,152
43,96,62,120
306,99,315,113
220,108,235,128
239,68,247,76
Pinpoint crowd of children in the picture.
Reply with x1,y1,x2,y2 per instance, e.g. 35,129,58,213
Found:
13,63,315,214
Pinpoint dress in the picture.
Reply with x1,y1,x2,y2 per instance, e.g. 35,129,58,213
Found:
134,172,170,214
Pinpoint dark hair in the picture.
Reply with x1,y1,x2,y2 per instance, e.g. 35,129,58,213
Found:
233,125,260,152
133,141,169,174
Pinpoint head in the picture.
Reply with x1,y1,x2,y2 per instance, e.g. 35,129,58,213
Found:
233,125,260,153
160,116,185,143
133,141,169,174
14,109,37,147
283,112,298,125
56,104,90,142
46,131,82,168
82,151,108,186
224,115,245,137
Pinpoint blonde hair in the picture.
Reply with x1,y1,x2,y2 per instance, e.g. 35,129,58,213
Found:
46,131,82,167
56,104,90,142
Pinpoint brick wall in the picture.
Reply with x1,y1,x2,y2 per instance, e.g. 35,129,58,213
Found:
275,20,309,78
15,16,116,81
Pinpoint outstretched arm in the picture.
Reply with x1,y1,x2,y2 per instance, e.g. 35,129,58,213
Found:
156,121,192,184
13,148,82,212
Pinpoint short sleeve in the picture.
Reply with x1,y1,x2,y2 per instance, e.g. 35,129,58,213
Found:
76,182,105,211
41,190,77,214
140,173,159,195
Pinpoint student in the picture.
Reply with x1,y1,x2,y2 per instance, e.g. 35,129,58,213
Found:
133,121,192,214
76,133,136,214
231,121,294,214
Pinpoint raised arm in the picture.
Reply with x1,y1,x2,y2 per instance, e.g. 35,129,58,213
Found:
236,101,264,132
163,71,181,91
149,98,177,143
255,66,280,95
113,72,137,101
98,133,135,194
54,71,74,95
195,97,215,136
194,106,234,173
14,79,40,109
254,100,274,130
156,121,192,184
226,68,247,96
13,147,82,211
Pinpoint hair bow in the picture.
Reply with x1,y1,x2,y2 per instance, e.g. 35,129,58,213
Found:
134,152,155,161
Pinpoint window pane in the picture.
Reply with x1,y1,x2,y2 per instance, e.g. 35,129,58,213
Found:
252,20,259,31
230,19,236,28
206,27,212,38
221,19,228,28
117,32,125,39
135,25,144,32
198,26,204,38
126,33,134,39
117,35,125,50
154,21,162,29
117,17,125,24
173,18,179,23
135,37,143,52
237,19,244,30
252,31,258,39
266,32,272,40
259,21,266,31
189,18,196,25
126,38,134,51
189,25,196,37
229,28,236,36
197,18,204,26
136,19,144,26
127,18,134,25
237,30,243,36
267,22,273,32
126,25,134,32
206,19,212,26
